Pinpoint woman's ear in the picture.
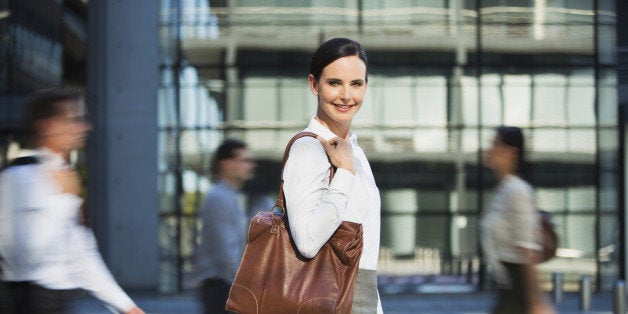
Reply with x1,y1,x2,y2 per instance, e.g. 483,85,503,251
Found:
307,74,318,96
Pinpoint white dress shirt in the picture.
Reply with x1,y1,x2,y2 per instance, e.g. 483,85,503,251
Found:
0,149,136,313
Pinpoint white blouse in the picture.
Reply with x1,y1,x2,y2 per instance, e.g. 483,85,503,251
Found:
480,174,542,286
282,118,381,271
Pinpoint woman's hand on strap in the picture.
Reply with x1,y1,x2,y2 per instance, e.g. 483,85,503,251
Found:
317,136,356,174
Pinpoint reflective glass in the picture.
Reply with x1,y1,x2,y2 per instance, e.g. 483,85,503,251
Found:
158,0,621,293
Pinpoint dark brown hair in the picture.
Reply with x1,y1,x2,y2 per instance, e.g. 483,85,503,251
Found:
495,126,527,179
210,139,247,181
26,88,82,133
309,37,368,82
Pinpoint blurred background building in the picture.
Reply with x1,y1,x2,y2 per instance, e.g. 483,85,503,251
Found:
0,0,626,296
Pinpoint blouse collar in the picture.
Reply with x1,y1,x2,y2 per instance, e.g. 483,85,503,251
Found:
306,117,358,145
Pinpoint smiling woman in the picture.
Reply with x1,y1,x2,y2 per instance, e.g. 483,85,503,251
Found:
281,37,383,313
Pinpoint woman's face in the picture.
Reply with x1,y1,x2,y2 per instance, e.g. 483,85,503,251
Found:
308,55,367,127
483,135,514,172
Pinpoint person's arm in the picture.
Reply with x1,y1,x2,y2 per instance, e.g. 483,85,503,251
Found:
509,187,555,314
70,226,143,314
282,137,355,258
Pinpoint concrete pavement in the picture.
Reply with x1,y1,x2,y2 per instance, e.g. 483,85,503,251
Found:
70,291,616,314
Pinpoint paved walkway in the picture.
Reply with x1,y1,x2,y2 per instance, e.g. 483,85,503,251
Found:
70,291,616,314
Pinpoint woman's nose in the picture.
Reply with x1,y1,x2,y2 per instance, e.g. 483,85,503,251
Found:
340,85,351,101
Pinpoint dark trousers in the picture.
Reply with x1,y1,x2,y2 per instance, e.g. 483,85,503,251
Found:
0,281,77,314
491,262,531,314
201,278,230,314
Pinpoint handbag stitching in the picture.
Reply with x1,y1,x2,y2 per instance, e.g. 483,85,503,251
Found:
297,297,337,314
229,283,259,314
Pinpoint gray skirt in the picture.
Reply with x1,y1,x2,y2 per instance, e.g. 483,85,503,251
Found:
351,268,378,313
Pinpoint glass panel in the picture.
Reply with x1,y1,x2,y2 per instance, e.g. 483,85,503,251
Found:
159,172,177,214
159,71,177,128
159,260,178,293
417,190,448,212
532,74,567,126
536,188,565,213
562,215,595,257
180,0,220,40
566,186,594,212
382,76,414,125
566,71,595,127
461,76,479,126
416,216,449,254
180,129,221,173
600,171,618,213
159,217,179,258
598,24,616,65
503,74,531,126
599,214,619,290
597,0,616,24
598,69,618,127
461,128,479,154
158,131,175,172
278,78,310,123
599,128,618,171
531,128,566,153
567,129,595,154
416,76,447,126
452,214,478,256
182,170,202,215
413,128,448,153
180,216,196,261
243,77,278,122
381,188,418,256
480,74,502,127
244,129,279,152
180,67,220,128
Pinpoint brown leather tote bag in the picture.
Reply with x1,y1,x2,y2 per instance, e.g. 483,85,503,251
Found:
225,132,363,314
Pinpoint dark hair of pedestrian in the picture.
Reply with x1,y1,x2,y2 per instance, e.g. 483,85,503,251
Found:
495,126,528,180
210,139,247,181
26,88,82,131
309,37,368,82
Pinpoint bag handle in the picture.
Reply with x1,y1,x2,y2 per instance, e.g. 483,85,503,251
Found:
274,132,336,216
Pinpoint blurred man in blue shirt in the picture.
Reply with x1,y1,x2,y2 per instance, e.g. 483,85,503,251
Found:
193,139,256,314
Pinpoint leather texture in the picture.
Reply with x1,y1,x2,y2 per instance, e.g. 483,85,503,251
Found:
226,132,363,314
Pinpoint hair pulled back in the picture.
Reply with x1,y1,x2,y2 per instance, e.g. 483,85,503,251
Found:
309,38,368,82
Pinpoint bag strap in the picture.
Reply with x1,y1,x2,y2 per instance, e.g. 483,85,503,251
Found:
274,132,336,215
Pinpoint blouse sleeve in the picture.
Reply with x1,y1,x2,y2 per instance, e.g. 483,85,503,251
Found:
282,137,355,258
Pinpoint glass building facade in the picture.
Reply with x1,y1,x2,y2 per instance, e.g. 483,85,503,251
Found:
157,0,620,293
